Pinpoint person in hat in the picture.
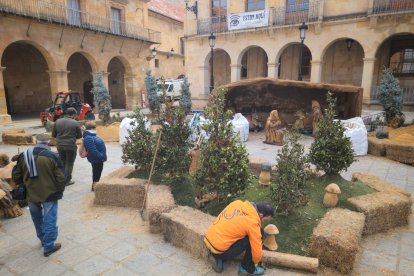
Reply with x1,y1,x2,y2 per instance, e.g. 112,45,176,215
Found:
52,107,82,185
12,133,66,257
204,200,274,275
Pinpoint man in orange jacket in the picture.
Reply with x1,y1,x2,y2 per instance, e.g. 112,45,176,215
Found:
204,200,274,275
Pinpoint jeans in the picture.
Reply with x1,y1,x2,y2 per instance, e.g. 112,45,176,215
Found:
212,236,255,273
57,147,77,182
92,162,104,183
28,201,58,252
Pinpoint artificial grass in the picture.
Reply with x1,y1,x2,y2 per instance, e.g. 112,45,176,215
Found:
128,170,375,256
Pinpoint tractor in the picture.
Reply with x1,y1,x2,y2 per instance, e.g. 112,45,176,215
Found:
40,91,95,125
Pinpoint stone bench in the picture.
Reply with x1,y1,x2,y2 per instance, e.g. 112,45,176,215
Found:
309,208,365,274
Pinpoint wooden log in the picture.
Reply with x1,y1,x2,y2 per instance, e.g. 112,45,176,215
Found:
262,250,319,273
2,205,23,218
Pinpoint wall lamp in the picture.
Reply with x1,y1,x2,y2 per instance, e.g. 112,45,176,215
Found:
184,0,198,18
167,48,174,59
146,47,157,61
346,38,354,51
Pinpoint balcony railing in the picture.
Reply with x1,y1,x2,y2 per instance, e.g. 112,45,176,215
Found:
0,0,161,43
371,0,414,15
371,86,414,104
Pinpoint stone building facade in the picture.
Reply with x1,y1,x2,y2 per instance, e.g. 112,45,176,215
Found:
183,0,414,110
0,0,184,124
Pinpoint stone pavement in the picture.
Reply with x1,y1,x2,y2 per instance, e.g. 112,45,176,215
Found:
0,119,413,275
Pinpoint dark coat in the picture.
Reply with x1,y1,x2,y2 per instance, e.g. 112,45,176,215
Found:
83,130,107,164
12,144,66,203
52,116,82,149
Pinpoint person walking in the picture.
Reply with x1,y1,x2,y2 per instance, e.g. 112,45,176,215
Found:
82,121,107,191
52,107,82,185
204,200,274,275
12,133,66,257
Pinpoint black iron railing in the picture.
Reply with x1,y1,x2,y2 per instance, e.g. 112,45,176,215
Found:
371,86,414,103
371,0,414,15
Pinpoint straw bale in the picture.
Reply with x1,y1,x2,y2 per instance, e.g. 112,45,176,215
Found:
2,129,34,145
94,177,146,208
347,191,412,235
309,208,365,274
96,122,120,142
385,143,414,165
144,184,176,233
100,166,135,180
367,136,386,156
161,206,215,259
352,173,411,197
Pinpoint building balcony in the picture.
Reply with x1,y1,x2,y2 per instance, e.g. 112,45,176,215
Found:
371,0,414,16
0,0,161,43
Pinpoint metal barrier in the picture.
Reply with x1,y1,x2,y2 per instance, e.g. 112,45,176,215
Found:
372,0,414,15
371,86,414,104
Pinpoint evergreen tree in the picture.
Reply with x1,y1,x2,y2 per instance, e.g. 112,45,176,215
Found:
194,87,252,201
121,107,155,171
271,130,309,216
377,67,405,127
309,92,355,175
179,77,192,114
92,72,112,124
145,69,160,118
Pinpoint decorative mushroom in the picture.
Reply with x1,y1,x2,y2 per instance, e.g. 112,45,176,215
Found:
259,162,272,188
263,224,279,251
323,183,341,207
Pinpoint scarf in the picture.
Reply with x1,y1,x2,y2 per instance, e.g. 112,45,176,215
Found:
23,144,50,178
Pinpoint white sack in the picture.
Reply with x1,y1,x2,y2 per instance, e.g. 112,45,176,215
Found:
231,113,250,142
119,117,150,145
341,117,368,156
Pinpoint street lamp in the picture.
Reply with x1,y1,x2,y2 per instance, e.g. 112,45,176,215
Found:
184,0,198,19
346,38,353,52
208,33,216,93
298,22,308,81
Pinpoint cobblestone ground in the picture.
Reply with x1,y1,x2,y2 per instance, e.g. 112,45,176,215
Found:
1,121,413,275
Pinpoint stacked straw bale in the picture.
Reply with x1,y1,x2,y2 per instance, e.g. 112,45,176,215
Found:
309,208,365,274
101,166,135,180
385,142,414,165
367,136,386,156
143,185,175,233
2,129,34,145
161,206,215,259
352,173,411,197
348,191,412,235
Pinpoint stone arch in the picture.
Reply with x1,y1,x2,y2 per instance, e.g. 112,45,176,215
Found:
321,38,365,86
107,56,132,109
237,46,268,79
67,52,95,104
204,48,231,94
277,42,312,81
1,40,53,115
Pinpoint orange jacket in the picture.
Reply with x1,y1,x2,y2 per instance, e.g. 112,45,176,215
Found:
204,200,263,264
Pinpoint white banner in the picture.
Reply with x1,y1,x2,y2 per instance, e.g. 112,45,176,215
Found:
227,9,269,31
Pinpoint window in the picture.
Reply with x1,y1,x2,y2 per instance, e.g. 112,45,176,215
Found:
67,0,81,26
246,0,265,12
390,49,414,74
111,7,122,34
285,0,309,24
286,0,309,12
155,59,159,68
211,0,227,17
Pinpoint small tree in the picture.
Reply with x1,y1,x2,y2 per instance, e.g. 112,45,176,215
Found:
179,77,192,114
271,130,309,216
309,92,356,175
92,72,112,124
145,69,160,119
194,87,252,201
121,107,154,171
377,67,405,127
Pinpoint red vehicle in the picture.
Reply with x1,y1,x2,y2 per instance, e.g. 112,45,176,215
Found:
40,91,94,125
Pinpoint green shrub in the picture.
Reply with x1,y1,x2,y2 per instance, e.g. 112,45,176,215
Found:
376,130,389,139
309,92,356,175
145,69,160,119
92,72,112,124
179,77,192,114
271,130,309,216
194,87,252,201
121,107,155,171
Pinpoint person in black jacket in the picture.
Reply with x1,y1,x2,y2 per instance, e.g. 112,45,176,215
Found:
83,121,107,191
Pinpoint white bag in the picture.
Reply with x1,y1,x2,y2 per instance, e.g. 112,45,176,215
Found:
119,117,150,145
341,117,368,156
231,113,250,142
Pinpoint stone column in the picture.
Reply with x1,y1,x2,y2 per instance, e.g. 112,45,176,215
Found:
124,73,139,110
361,58,376,104
310,60,323,83
48,70,70,93
0,67,11,124
267,62,279,79
230,64,241,82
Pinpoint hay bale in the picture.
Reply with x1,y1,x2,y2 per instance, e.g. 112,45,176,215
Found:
96,122,120,142
367,136,387,156
385,143,414,165
143,185,176,233
101,166,135,180
2,129,34,145
352,173,411,197
160,206,215,259
309,208,365,274
94,177,146,208
348,191,412,235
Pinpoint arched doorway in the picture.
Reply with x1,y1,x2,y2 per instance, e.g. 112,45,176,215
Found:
107,57,126,109
1,41,52,115
278,43,312,81
240,46,268,79
205,49,231,94
67,52,94,104
321,38,364,86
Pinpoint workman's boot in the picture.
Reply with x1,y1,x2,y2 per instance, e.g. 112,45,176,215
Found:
238,265,264,275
